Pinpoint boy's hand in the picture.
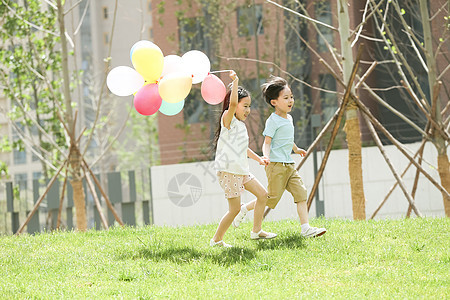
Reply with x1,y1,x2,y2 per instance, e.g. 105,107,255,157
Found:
258,156,270,166
296,148,307,157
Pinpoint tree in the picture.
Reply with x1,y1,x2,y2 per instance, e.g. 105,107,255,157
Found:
367,0,449,215
0,0,126,231
267,0,449,219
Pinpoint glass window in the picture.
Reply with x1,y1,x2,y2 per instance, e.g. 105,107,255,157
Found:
14,173,28,200
12,122,26,165
315,1,333,52
237,4,264,37
183,88,210,124
179,17,209,54
319,74,337,122
103,7,108,19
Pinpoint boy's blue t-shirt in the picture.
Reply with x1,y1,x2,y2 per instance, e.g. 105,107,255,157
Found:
262,113,295,163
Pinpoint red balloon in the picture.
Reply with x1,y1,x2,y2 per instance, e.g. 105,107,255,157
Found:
133,83,162,115
201,74,226,105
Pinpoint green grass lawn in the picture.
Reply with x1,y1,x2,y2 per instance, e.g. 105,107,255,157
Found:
1,218,449,299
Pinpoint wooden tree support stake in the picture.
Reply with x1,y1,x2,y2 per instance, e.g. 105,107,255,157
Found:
306,44,365,210
362,113,422,217
83,165,109,230
370,139,427,219
16,160,68,235
82,159,124,226
355,98,450,200
56,172,68,229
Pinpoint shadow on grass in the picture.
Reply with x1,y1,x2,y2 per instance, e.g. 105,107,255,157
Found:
129,246,256,266
255,233,307,250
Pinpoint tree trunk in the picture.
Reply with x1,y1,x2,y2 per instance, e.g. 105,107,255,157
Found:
56,0,88,229
344,108,366,219
419,0,449,216
69,145,87,231
436,139,450,217
70,179,87,231
338,0,366,219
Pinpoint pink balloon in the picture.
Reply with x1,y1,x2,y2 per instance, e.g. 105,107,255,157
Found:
134,83,162,115
201,74,226,105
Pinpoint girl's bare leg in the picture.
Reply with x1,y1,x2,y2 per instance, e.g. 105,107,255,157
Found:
212,196,241,242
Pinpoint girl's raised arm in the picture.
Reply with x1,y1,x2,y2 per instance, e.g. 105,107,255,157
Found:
222,71,238,129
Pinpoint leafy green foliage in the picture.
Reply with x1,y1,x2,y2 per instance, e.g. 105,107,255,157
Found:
0,0,66,178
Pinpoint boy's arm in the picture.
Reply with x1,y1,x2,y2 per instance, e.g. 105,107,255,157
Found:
247,148,269,165
222,71,238,129
263,136,272,159
293,143,307,157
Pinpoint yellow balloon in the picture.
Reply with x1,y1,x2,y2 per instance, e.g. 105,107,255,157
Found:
158,72,193,103
131,46,164,83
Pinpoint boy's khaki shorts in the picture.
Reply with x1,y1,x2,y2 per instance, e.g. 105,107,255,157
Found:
265,162,307,209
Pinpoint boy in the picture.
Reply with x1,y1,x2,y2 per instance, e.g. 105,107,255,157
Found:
252,76,327,238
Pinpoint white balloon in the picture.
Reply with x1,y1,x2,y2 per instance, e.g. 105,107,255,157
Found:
161,55,183,77
107,66,145,97
181,50,211,84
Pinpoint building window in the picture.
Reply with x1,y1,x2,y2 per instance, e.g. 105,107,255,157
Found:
149,27,153,40
319,74,337,122
13,149,26,165
12,122,26,165
103,7,108,19
179,17,209,54
183,88,210,124
237,4,264,37
14,173,28,200
315,1,333,52
148,1,152,12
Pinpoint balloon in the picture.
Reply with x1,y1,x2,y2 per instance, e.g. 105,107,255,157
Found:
129,40,158,62
133,83,162,115
161,55,183,77
106,66,145,96
159,99,185,116
201,74,226,105
158,72,192,103
181,50,210,84
131,43,164,82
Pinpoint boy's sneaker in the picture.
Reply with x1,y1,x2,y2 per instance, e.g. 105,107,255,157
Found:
250,230,277,240
210,239,232,248
301,227,327,238
232,206,247,228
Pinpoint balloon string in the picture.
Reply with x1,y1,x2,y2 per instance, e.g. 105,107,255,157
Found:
210,70,233,74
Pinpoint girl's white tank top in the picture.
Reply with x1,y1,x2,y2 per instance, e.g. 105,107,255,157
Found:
214,111,249,175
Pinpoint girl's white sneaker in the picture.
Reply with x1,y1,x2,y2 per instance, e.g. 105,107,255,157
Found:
210,239,232,248
232,207,247,228
250,230,277,240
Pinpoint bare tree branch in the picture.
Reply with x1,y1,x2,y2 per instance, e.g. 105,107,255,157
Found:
82,0,119,156
266,0,337,31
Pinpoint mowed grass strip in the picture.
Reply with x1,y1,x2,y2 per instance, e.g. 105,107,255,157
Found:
0,218,448,299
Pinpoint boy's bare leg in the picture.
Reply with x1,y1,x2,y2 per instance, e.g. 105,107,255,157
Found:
243,199,256,211
296,200,309,225
244,178,271,236
252,197,266,233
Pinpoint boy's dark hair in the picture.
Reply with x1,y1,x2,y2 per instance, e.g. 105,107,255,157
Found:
261,76,288,108
212,86,250,152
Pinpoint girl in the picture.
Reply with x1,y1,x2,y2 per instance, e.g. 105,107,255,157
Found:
211,71,277,247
